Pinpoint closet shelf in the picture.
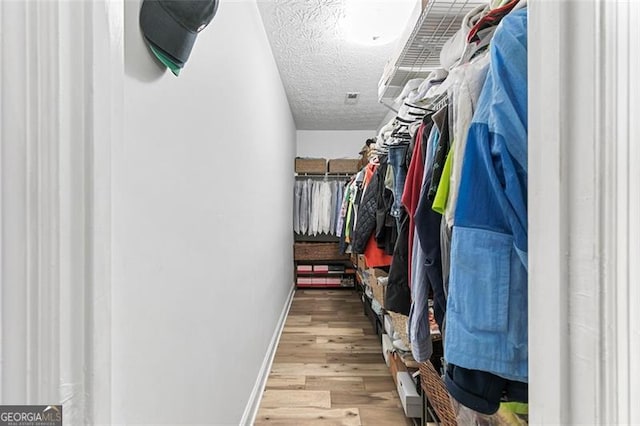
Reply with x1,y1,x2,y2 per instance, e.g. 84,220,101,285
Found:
378,0,486,102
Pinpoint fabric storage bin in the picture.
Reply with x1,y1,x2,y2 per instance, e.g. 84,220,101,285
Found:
328,159,360,174
295,158,326,174
293,243,350,261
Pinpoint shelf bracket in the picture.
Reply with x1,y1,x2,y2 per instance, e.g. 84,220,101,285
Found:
379,98,399,113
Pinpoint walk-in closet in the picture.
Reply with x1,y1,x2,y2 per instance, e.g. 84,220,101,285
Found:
1,0,638,425
256,0,529,423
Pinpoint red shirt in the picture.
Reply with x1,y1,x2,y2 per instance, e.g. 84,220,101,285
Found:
401,125,426,285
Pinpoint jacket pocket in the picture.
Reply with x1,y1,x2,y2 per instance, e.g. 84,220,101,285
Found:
448,227,511,333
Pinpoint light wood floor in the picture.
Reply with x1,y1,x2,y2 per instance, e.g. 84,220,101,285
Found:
256,289,413,426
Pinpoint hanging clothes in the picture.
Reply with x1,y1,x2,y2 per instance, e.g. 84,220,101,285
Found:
334,182,344,235
408,151,440,362
401,116,433,285
444,50,491,226
384,134,416,316
409,125,447,362
347,173,364,242
362,232,392,269
385,118,431,315
351,163,378,254
374,157,397,255
369,1,529,418
329,181,338,235
444,5,529,402
433,53,492,309
299,180,309,235
309,180,320,236
294,178,348,236
337,181,350,240
427,105,450,201
293,180,302,234
385,209,411,315
339,170,364,253
319,181,332,234
387,144,409,218
347,161,393,267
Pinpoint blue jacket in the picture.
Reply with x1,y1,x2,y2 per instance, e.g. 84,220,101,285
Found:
445,8,529,382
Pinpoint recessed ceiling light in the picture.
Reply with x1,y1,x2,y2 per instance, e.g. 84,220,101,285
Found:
342,0,419,46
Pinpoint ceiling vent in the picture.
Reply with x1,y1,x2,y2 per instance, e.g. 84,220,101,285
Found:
345,92,360,105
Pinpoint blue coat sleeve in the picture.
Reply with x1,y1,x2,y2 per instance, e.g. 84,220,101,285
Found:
445,9,529,383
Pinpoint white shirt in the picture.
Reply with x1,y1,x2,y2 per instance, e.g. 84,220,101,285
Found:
445,52,491,227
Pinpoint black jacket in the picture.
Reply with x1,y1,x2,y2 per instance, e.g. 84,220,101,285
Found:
385,209,411,315
374,159,397,255
352,169,379,254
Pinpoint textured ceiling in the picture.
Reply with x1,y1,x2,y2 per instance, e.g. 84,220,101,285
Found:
257,0,404,130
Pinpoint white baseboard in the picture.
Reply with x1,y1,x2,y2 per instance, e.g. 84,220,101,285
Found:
239,284,295,425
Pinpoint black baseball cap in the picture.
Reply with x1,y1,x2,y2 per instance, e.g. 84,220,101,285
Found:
140,0,219,74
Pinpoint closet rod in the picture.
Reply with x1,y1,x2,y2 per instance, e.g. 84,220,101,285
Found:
430,93,449,111
295,173,355,178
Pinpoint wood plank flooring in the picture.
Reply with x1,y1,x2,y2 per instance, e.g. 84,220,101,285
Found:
256,289,413,426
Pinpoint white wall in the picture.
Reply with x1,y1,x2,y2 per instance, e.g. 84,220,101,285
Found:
115,1,296,424
296,130,375,158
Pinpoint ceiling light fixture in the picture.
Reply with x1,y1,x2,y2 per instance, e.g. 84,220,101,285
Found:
343,0,419,46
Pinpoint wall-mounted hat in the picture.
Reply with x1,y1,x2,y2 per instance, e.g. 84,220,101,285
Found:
140,0,219,76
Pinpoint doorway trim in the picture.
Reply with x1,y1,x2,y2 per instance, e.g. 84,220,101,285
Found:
529,1,640,423
0,1,123,423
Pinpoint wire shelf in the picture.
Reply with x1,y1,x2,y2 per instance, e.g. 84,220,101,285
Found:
378,0,486,101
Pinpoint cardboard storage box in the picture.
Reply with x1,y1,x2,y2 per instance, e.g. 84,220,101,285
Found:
356,254,367,271
368,267,388,282
295,158,326,174
397,371,422,418
328,158,360,174
368,268,388,306
389,352,408,387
